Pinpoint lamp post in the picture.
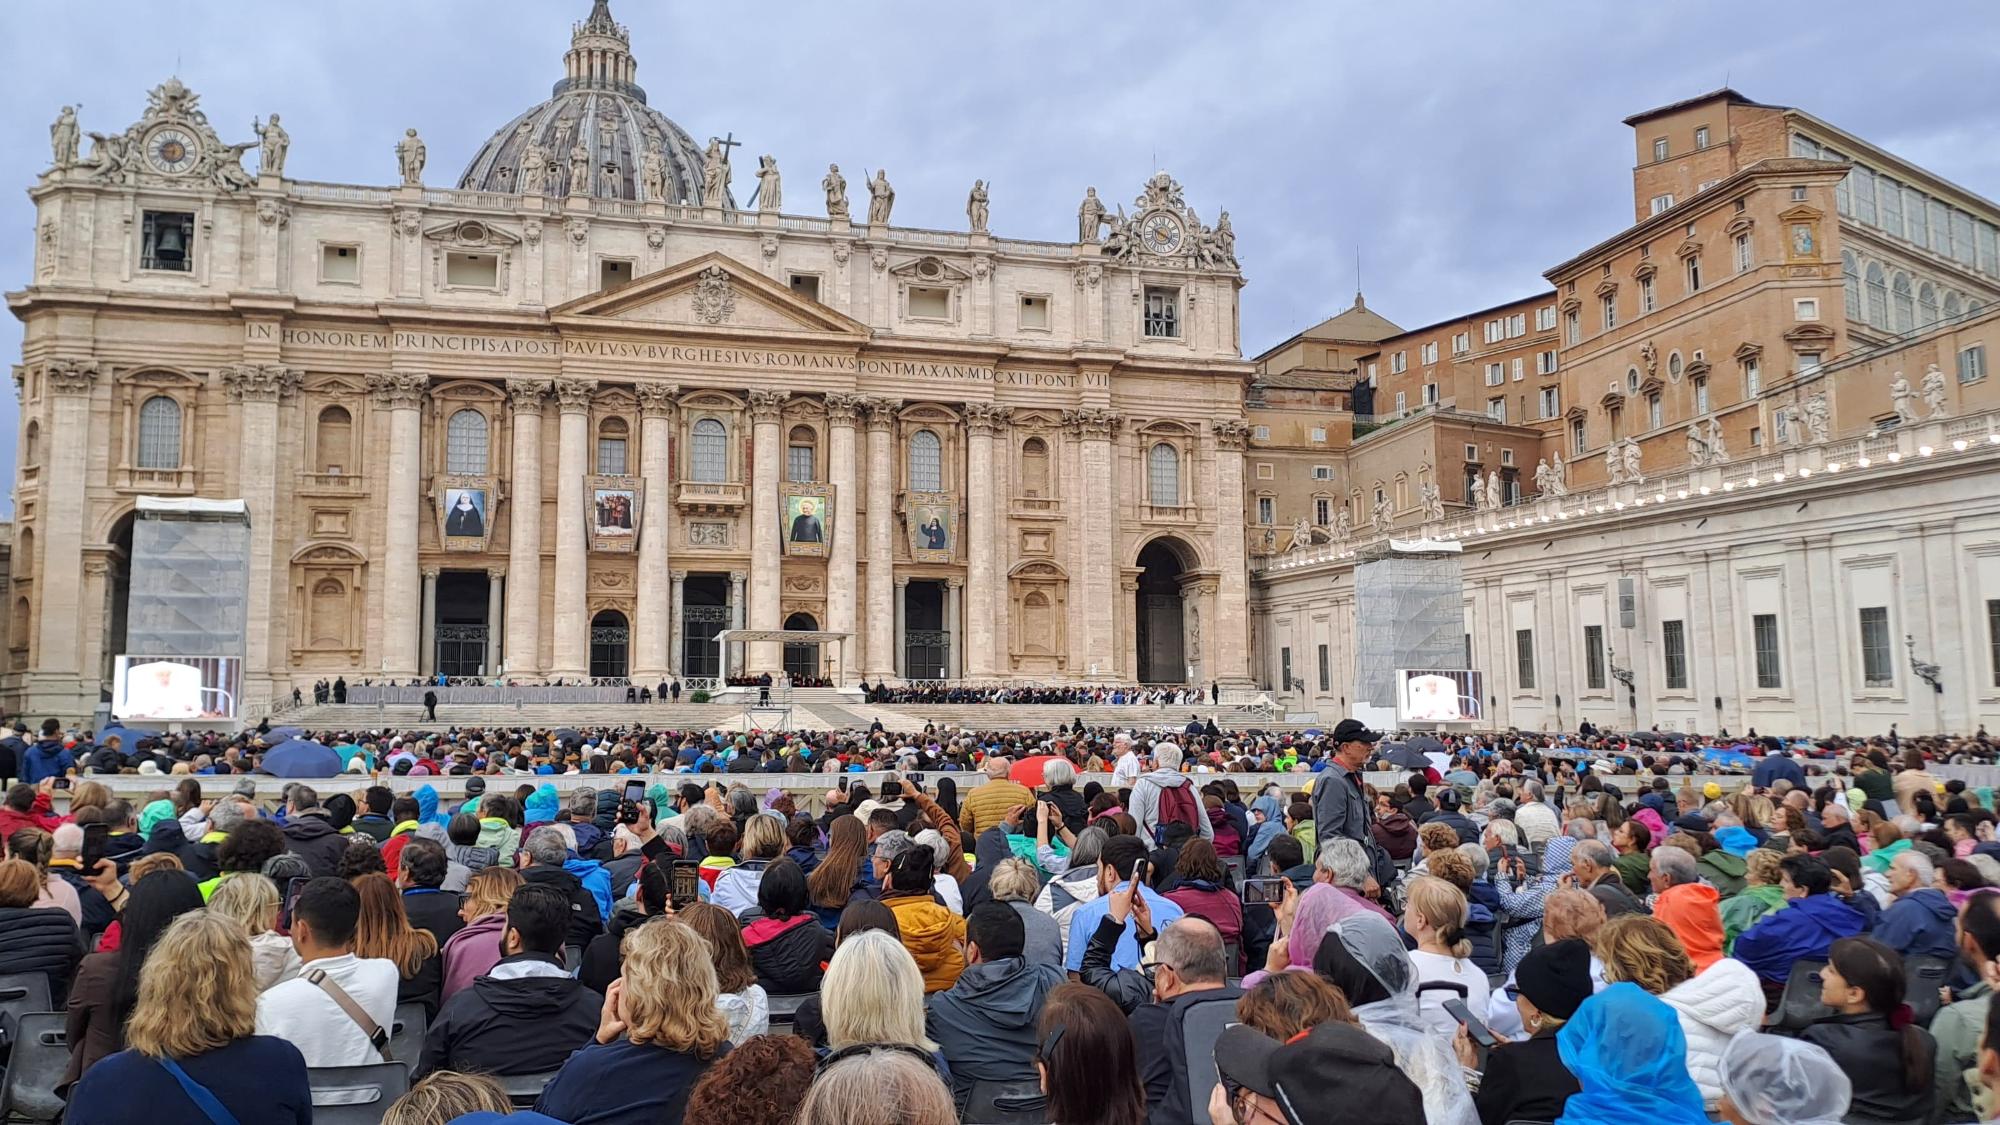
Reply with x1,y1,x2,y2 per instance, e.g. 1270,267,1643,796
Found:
1906,634,1943,733
1608,645,1637,729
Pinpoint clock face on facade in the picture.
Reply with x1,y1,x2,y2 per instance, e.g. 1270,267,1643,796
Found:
1139,210,1185,256
146,128,199,175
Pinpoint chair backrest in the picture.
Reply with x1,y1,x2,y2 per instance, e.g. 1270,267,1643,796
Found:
307,1062,412,1125
387,1002,427,1064
765,991,811,1031
961,1077,1049,1125
1181,995,1239,1125
1775,960,1836,1031
0,1012,68,1122
1416,979,1470,1003
497,1070,559,1109
0,972,52,1037
1905,955,1952,1027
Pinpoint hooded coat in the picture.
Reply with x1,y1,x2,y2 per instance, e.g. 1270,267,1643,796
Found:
1873,886,1959,962
1652,882,1725,972
925,958,1068,1110
1732,893,1866,983
1130,767,1214,843
1658,958,1765,1112
280,810,347,878
1371,809,1419,860
417,954,603,1078
743,912,834,994
440,911,508,1002
1718,883,1787,954
1694,848,1747,897
885,890,967,992
1555,983,1712,1125
1033,862,1103,961
520,863,605,951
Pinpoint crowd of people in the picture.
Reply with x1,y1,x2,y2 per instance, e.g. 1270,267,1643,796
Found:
2,714,2000,1123
862,682,1224,706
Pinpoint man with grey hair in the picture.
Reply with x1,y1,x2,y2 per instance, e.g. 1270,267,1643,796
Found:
1130,741,1213,844
1876,848,1957,961
518,824,604,952
1649,844,1723,967
1312,837,1397,924
871,828,915,886
1110,731,1141,788
1819,801,1859,851
280,783,347,878
1571,838,1643,917
1514,778,1560,845
1130,914,1241,1125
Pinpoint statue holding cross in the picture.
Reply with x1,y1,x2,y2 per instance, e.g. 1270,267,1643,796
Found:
702,132,738,209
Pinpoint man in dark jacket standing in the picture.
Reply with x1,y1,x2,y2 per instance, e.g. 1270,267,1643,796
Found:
519,826,604,952
0,721,28,784
278,786,347,878
926,903,1068,1112
353,786,397,843
1313,719,1390,885
416,884,601,1078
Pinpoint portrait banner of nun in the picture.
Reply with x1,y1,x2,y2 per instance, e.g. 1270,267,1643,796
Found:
436,476,495,551
781,482,833,558
907,491,955,563
587,474,642,553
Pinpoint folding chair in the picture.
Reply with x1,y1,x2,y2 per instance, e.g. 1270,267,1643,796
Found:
387,1002,427,1066
962,1078,1049,1125
497,1070,559,1109
0,1014,68,1123
306,1062,412,1125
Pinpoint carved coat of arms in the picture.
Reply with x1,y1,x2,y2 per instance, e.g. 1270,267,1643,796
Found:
691,265,735,325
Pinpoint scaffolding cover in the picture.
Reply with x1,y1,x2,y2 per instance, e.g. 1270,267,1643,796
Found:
125,505,250,657
1353,550,1465,708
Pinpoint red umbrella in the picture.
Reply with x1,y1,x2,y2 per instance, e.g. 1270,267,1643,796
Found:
1011,755,1058,788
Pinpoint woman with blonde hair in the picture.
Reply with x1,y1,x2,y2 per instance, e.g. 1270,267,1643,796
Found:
712,812,786,918
989,856,1063,966
1593,913,1695,996
1402,874,1489,1036
350,871,442,1017
207,873,300,989
441,865,521,1000
678,902,769,1043
535,918,731,1124
65,911,312,1122
382,1071,511,1125
820,928,950,1079
798,1047,959,1125
1719,849,1788,954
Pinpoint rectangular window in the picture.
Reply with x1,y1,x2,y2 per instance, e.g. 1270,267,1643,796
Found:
1601,294,1617,331
1753,614,1782,689
1422,383,1439,405
1485,363,1504,386
319,243,360,284
1280,647,1293,692
1515,628,1537,689
1507,313,1526,338
1565,309,1580,346
598,259,633,291
1734,235,1752,273
445,251,499,288
1639,276,1656,313
1584,625,1606,690
789,273,822,302
1318,644,1330,693
1961,345,1988,384
1695,126,1711,150
1693,376,1708,414
596,436,629,475
1685,255,1702,292
1390,351,1407,374
1420,342,1438,365
1312,465,1333,480
1464,444,1479,462
1648,394,1662,430
1536,306,1557,331
141,210,196,272
1452,332,1470,355
909,285,952,320
1018,294,1050,329
1653,137,1669,162
786,443,815,483
1798,351,1824,375
1253,425,1270,441
1570,418,1587,454
1315,497,1331,526
1309,427,1327,444
1539,386,1560,419
1512,357,1524,381
1859,606,1894,687
1487,397,1506,423
1744,357,1761,397
1650,194,1675,216
1537,350,1558,375
1485,320,1503,344
1663,619,1689,689
1394,391,1407,415
1257,497,1274,524
1795,297,1819,321
1142,287,1179,336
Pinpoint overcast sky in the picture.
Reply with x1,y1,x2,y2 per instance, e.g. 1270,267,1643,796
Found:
2,2,1997,518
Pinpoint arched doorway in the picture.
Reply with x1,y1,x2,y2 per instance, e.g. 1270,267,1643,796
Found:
783,612,820,683
1135,540,1188,684
589,609,629,680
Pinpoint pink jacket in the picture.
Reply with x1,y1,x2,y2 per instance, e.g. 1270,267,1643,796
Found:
440,911,506,1001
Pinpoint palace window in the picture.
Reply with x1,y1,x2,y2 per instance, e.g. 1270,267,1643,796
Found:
1148,442,1181,506
141,210,195,272
1919,282,1939,328
1859,607,1894,687
1734,234,1752,274
1650,195,1675,216
1865,263,1888,328
1256,497,1274,524
1662,619,1689,689
1961,345,1988,385
1639,276,1655,313
596,417,629,475
1584,625,1606,690
789,273,821,302
1536,306,1556,331
1486,363,1504,387
1570,417,1587,454
908,429,942,491
135,395,182,469
320,244,360,284
907,286,950,320
1648,393,1662,430
1753,614,1783,689
1685,255,1702,293
1390,351,1407,374
1537,350,1559,375
1653,137,1669,162
1019,294,1050,330
1314,497,1331,526
1487,397,1506,423
598,259,633,291
1143,287,1180,338
1693,376,1709,414
1695,126,1711,150
1601,294,1617,331
1539,387,1560,419
445,409,489,474
690,418,727,483
1515,628,1537,689
1743,356,1761,397
1565,309,1580,346
1021,437,1050,497
786,425,817,483
1420,342,1438,365
315,406,352,474
1891,273,1914,332
1452,332,1470,355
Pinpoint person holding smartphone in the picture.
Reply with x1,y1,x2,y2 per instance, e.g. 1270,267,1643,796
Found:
1451,938,1591,1125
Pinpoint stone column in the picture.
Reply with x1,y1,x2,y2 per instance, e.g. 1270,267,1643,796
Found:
1071,409,1120,677
485,567,505,676
669,570,687,677
746,390,789,673
989,407,1013,677
729,570,747,678
632,383,678,682
368,371,429,679
503,380,550,678
962,403,999,677
33,360,99,697
863,399,898,679
1212,420,1253,683
419,568,440,677
893,575,909,679
221,363,300,706
549,377,596,679
946,578,963,680
1120,576,1141,681
825,394,862,686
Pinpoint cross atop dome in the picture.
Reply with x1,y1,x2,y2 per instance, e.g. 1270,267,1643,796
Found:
560,0,642,102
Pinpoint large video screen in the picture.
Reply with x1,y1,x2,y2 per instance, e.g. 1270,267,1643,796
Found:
1396,669,1484,724
112,655,241,722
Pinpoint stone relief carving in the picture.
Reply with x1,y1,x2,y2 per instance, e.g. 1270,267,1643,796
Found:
222,364,301,402
1608,442,1628,484
639,147,666,203
645,224,665,251
1705,418,1726,463
523,220,542,248
688,522,730,546
1286,516,1313,552
520,143,548,196
505,379,552,412
747,389,790,422
553,378,598,411
84,79,258,192
1803,392,1831,443
1371,492,1394,532
1335,509,1351,540
691,265,736,324
1622,437,1643,483
1684,423,1709,467
395,128,426,186
1640,340,1658,379
44,358,101,395
256,199,290,229
567,143,591,195
365,371,430,409
634,382,678,417
1419,480,1444,520
566,217,590,245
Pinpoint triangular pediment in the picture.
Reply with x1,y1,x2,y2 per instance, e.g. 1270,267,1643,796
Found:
549,251,869,340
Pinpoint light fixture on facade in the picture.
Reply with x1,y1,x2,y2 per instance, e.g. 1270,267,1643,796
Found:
1827,462,1842,472
1798,467,1812,477
1655,491,1667,502
1856,456,1871,467
1699,486,1712,495
1886,451,1902,463
1677,488,1689,498
1722,482,1734,492
1771,472,1786,482
1954,439,1969,452
1918,445,1933,457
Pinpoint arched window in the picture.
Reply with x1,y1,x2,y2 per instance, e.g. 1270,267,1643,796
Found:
1864,263,1888,329
446,409,488,474
1842,250,1861,321
135,395,182,469
690,418,727,483
786,424,817,483
1944,292,1963,319
309,578,347,647
596,417,629,475
1917,282,1939,328
1148,442,1180,506
907,429,941,492
1891,273,1914,333
315,406,352,474
22,421,37,467
1020,436,1050,497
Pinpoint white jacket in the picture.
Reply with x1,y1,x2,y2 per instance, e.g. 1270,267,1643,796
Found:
1034,866,1103,958
1660,957,1764,1110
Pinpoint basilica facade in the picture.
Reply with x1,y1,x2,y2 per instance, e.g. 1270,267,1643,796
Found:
6,2,1255,717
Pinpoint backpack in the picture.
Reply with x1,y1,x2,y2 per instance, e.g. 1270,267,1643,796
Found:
1153,782,1201,844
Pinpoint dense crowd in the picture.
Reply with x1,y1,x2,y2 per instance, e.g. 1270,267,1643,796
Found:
863,682,1222,706
4,715,2000,1123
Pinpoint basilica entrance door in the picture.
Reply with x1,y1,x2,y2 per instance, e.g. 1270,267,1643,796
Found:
1136,540,1189,684
680,574,729,678
783,612,820,683
589,610,629,680
435,571,490,678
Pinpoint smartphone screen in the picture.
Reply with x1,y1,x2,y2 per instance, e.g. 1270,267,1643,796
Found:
622,779,646,804
1242,877,1287,905
80,823,110,870
1443,998,1497,1047
837,776,849,792
52,777,71,791
283,875,311,919
670,862,701,910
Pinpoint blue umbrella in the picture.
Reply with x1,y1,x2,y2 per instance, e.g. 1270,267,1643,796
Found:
267,725,305,740
262,738,343,778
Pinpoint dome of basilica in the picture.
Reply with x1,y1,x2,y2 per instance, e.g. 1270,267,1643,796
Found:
457,0,727,207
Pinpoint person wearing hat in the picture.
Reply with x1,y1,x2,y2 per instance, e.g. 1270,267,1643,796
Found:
1451,938,1591,1125
1212,1018,1425,1125
1311,719,1390,886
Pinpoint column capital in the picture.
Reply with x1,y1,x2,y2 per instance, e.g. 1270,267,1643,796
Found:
506,378,553,412
421,566,441,581
962,402,1010,436
45,357,101,396
670,569,688,582
894,574,911,588
863,397,900,430
1063,408,1121,438
824,392,864,425
747,389,790,422
222,363,301,403
946,576,964,589
729,570,747,584
1213,418,1252,449
366,371,430,409
486,565,508,579
553,377,598,412
1119,578,1140,592
635,381,681,418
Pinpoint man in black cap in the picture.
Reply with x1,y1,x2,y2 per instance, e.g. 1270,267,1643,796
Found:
1211,1019,1424,1125
1312,718,1390,884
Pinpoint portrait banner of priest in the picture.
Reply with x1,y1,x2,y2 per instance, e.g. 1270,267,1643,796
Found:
588,475,642,553
437,475,495,553
907,491,956,563
782,482,833,558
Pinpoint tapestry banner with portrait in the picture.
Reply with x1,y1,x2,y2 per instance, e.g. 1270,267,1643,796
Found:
588,474,642,553
906,491,956,564
437,476,495,553
781,483,834,558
